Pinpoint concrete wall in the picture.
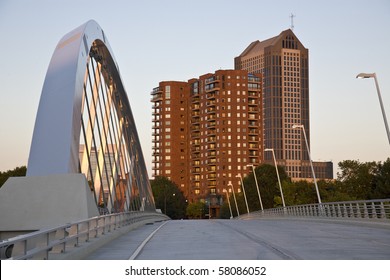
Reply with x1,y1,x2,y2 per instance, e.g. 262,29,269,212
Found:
0,174,99,235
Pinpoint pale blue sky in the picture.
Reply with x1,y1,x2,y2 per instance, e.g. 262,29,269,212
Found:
0,0,389,178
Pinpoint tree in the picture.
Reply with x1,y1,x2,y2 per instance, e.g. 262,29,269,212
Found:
243,164,290,210
150,176,187,219
0,166,27,188
186,202,207,219
337,160,378,200
283,180,318,205
369,158,390,199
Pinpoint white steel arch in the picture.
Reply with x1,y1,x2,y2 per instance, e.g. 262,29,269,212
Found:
27,20,155,213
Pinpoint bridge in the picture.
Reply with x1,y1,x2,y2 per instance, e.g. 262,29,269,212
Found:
87,217,390,260
1,199,389,260
0,20,389,266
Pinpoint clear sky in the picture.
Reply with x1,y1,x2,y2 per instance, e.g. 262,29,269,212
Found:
0,0,389,178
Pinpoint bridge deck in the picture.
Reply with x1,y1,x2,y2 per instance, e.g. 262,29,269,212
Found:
86,218,390,260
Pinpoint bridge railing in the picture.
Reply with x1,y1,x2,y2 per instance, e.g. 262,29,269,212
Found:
238,199,390,221
0,211,169,260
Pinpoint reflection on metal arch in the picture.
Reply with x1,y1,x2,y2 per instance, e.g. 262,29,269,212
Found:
27,20,155,213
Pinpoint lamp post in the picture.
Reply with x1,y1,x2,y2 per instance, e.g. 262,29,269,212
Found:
292,124,322,204
228,183,239,217
247,164,263,211
223,189,233,219
264,148,286,208
356,73,390,146
236,174,250,214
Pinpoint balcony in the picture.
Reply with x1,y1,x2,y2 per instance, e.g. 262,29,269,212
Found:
248,120,257,127
192,117,200,124
248,91,259,98
248,113,257,119
193,167,201,174
206,100,216,107
206,114,216,121
207,121,216,127
206,92,216,99
207,128,216,136
192,96,200,104
152,86,162,94
248,107,258,112
248,83,261,90
249,143,258,149
248,99,258,105
192,132,200,139
150,94,163,102
248,136,257,142
205,76,219,84
207,144,216,151
207,151,216,158
207,181,217,187
249,151,258,157
152,102,162,109
248,75,261,83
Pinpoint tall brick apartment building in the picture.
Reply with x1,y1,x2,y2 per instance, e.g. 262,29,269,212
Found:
151,70,262,217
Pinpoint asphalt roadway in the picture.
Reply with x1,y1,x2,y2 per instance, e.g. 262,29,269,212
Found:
86,218,390,260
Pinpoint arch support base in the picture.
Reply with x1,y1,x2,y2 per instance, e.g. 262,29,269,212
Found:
0,174,98,239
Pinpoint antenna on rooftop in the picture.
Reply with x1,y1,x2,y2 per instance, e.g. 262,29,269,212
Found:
290,13,295,30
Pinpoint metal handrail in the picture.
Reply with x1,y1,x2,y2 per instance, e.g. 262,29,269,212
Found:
238,199,390,221
0,211,169,260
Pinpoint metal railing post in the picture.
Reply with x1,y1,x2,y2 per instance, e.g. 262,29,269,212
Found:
380,202,386,219
372,202,377,219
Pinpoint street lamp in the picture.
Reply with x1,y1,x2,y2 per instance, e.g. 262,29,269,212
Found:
236,174,250,214
292,124,322,204
223,189,233,219
356,73,390,145
264,148,285,208
247,164,263,211
228,183,239,217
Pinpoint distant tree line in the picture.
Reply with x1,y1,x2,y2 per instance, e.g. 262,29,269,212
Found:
0,166,27,188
